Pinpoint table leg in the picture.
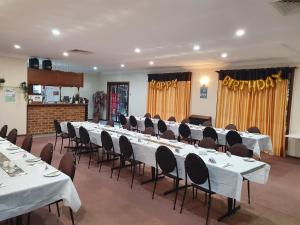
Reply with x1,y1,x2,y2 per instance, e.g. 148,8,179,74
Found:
218,198,241,221
141,166,164,184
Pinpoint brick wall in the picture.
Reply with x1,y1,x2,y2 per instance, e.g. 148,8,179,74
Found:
27,105,86,134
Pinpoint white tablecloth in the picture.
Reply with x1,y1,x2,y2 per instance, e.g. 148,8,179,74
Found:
61,122,270,201
0,138,81,221
129,117,273,157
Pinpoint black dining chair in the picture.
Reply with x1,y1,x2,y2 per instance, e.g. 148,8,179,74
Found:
178,123,193,144
21,134,33,153
161,130,176,140
119,114,128,127
118,135,144,188
67,122,81,158
181,118,189,124
198,137,217,150
79,126,99,168
6,128,18,144
226,130,242,150
202,126,222,149
157,119,167,135
153,114,161,120
228,143,252,204
144,112,151,118
53,120,70,153
99,130,120,178
225,123,237,131
143,127,156,136
0,125,8,138
144,117,154,128
247,126,261,134
167,116,176,122
129,115,139,132
180,153,214,225
152,146,180,210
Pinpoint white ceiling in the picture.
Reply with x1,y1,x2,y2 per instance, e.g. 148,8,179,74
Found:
0,0,300,73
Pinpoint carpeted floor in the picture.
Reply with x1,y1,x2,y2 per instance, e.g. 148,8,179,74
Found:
1,135,300,225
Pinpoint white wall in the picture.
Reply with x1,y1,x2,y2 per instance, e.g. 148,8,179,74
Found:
61,73,101,119
0,56,27,134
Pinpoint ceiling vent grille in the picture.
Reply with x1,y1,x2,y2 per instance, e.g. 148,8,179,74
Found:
68,49,94,55
271,0,300,15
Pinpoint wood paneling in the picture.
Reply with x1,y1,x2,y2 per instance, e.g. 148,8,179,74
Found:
28,68,83,87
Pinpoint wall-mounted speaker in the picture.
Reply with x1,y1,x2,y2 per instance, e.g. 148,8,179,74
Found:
29,58,39,69
42,59,52,70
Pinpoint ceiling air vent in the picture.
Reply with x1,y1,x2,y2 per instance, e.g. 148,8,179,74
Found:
271,0,300,15
68,49,94,55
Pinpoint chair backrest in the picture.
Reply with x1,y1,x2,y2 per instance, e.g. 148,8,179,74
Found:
203,127,218,141
59,152,76,181
247,126,261,134
107,120,115,127
119,114,127,125
226,130,242,147
7,128,18,144
229,143,250,157
21,134,33,153
119,135,134,159
144,117,154,128
198,137,217,149
123,123,131,131
67,122,77,139
161,130,176,140
153,114,161,120
101,130,114,152
167,116,176,122
54,120,62,134
40,143,54,164
157,120,167,134
93,114,100,123
202,121,212,127
179,123,191,138
79,126,90,145
129,115,138,127
143,127,156,136
225,123,237,131
185,153,209,185
0,125,8,138
181,118,189,124
144,113,151,118
155,146,177,174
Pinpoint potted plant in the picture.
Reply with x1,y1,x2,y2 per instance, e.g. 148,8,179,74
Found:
19,81,28,100
0,78,5,87
74,93,80,104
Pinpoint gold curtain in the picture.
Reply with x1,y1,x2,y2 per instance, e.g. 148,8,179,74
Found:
147,81,191,122
215,80,288,156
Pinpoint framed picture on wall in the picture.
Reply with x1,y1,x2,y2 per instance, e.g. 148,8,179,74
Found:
200,85,208,99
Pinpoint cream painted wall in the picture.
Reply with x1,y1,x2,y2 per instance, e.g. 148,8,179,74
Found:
61,73,101,120
0,56,27,134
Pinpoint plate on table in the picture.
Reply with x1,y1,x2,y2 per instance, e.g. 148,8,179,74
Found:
243,157,256,162
44,170,61,177
26,157,41,163
207,149,217,153
6,146,19,151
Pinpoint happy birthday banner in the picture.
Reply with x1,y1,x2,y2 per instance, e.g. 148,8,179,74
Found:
217,67,295,92
149,79,177,90
148,72,191,90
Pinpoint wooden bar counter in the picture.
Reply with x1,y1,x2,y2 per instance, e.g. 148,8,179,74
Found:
27,103,87,134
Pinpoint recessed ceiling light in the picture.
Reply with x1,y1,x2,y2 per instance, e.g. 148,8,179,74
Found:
14,44,21,49
221,53,228,58
236,29,245,37
134,48,141,53
63,52,69,56
93,66,98,70
149,61,154,65
52,29,60,36
193,45,200,51
121,64,125,68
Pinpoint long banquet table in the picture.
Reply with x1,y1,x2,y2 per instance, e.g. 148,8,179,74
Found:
128,116,273,157
0,137,81,221
61,121,270,202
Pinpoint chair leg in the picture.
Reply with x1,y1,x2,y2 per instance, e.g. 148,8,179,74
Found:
69,207,75,225
180,184,188,213
206,194,212,225
247,180,251,204
56,202,60,217
152,169,158,199
54,134,58,150
131,163,136,189
173,178,179,210
88,147,92,169
78,144,83,163
60,137,64,154
117,158,122,181
99,151,104,173
27,213,31,225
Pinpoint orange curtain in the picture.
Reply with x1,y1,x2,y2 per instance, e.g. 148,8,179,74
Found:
147,81,191,122
215,80,288,156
